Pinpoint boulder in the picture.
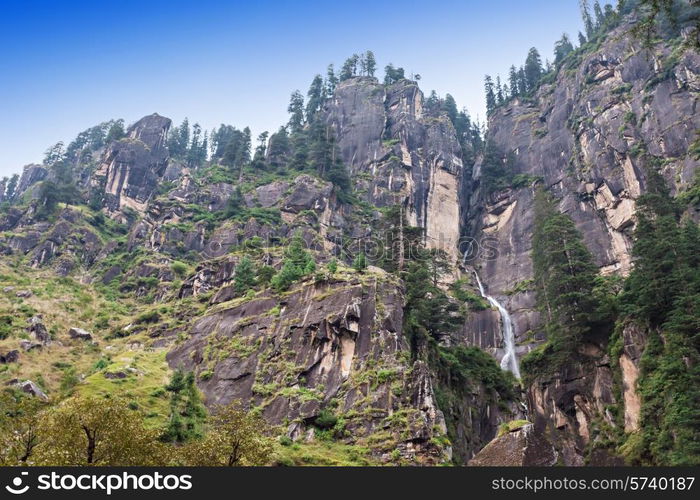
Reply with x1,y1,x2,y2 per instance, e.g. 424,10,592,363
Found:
19,340,42,352
28,315,50,344
6,379,49,402
468,424,557,466
0,350,19,363
68,327,93,341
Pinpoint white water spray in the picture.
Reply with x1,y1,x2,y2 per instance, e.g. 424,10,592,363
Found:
472,270,521,379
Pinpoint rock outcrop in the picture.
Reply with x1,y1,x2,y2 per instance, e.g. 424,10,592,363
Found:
92,113,171,216
469,423,557,466
326,77,464,261
167,271,450,463
463,20,699,464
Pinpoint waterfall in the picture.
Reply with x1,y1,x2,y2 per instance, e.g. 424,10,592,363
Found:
472,269,521,379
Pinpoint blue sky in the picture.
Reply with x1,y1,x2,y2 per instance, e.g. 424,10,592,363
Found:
0,0,592,177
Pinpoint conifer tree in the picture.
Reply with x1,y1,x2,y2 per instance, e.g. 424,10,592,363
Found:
326,64,338,95
531,188,600,357
508,65,519,97
305,75,325,121
484,75,496,114
554,33,574,66
234,256,257,295
287,91,305,133
580,0,595,38
524,47,543,92
364,50,376,77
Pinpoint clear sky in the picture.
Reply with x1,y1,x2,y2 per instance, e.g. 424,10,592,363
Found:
0,0,594,177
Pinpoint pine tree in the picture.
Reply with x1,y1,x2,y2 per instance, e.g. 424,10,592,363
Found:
531,188,600,360
364,50,376,77
305,75,325,121
267,127,290,170
495,76,504,105
287,91,305,133
554,33,574,66
578,31,587,46
580,0,594,38
484,75,497,114
254,131,269,162
353,252,367,272
339,54,359,81
524,47,543,92
508,65,519,97
622,168,681,326
326,64,338,95
5,174,18,200
593,0,604,29
442,94,458,125
517,66,528,95
234,256,257,295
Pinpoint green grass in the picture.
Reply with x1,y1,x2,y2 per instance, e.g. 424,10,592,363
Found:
79,350,172,428
273,439,376,466
497,419,531,437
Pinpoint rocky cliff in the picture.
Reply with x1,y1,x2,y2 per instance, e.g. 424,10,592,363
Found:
465,19,699,464
1,10,697,466
0,73,513,464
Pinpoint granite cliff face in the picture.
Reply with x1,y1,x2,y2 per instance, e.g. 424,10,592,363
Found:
1,11,697,466
326,77,464,260
464,20,699,464
92,113,172,216
0,73,510,464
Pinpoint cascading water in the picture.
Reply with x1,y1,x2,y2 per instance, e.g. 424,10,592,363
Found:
472,270,521,379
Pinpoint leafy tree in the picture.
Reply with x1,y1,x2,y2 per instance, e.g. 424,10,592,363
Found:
43,142,66,167
36,396,163,465
178,402,273,466
0,394,44,465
